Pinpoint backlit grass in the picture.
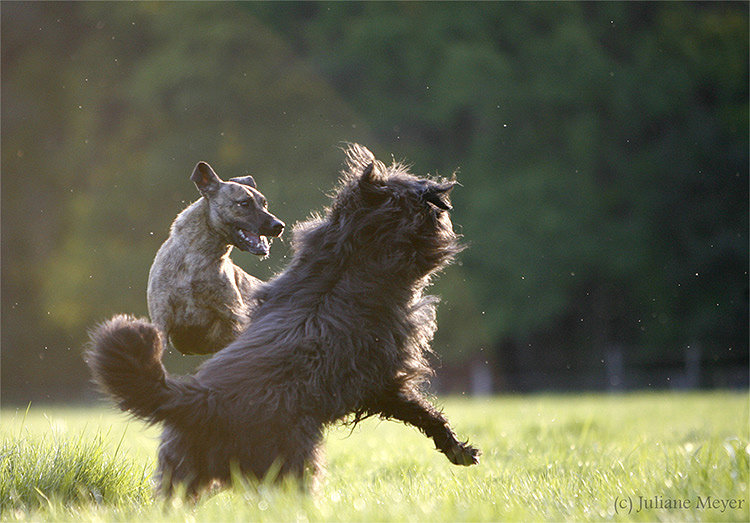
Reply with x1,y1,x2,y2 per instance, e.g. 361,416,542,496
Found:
1,392,747,522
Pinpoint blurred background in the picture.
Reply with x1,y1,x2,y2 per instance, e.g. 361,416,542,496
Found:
2,2,747,404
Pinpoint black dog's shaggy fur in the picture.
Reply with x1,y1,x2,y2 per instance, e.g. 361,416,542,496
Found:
86,144,480,497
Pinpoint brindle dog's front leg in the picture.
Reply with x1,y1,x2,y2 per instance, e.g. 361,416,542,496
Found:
371,389,481,466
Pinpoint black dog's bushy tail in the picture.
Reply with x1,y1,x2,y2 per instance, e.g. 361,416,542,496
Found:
86,314,201,425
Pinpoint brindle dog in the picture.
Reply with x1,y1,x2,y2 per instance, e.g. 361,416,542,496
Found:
147,161,284,355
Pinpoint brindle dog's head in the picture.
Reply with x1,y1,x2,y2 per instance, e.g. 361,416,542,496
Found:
191,162,284,256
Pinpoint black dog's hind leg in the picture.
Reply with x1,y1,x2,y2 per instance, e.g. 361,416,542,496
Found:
370,389,481,466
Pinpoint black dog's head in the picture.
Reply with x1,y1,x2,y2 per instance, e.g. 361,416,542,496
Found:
191,162,284,256
325,144,463,279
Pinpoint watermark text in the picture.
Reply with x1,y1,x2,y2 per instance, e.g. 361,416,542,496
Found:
614,495,746,515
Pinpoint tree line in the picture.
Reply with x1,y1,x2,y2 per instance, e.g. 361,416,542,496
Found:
2,2,747,401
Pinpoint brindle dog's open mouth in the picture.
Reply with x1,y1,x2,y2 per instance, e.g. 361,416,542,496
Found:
235,228,270,256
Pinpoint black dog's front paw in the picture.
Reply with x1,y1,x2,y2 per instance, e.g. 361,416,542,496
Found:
444,441,481,466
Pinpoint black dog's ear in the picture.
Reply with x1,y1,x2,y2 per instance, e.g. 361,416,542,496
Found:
422,182,455,211
229,175,257,188
360,161,386,184
191,162,222,196
359,162,388,204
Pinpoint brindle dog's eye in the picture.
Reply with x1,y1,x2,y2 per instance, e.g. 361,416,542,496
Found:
238,200,251,207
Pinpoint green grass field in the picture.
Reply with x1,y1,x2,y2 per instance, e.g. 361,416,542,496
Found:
1,392,748,522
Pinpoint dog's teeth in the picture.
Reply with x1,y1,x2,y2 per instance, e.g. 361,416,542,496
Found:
240,230,258,245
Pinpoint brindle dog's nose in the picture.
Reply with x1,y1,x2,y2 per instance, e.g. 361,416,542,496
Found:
266,218,285,237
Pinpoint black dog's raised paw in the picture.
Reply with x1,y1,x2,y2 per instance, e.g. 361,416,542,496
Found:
444,441,481,466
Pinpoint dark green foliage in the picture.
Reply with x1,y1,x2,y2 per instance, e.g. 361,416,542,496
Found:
1,2,747,398
247,1,750,377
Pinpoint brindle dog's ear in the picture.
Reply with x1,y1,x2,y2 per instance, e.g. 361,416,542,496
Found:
422,182,455,211
229,175,257,188
191,162,223,196
359,162,388,205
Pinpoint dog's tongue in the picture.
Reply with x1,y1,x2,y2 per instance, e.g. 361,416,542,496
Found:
239,229,269,254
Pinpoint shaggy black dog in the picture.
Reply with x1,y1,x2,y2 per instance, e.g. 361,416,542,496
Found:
86,144,480,498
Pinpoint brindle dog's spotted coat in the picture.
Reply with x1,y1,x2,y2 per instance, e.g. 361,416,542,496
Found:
147,162,284,355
